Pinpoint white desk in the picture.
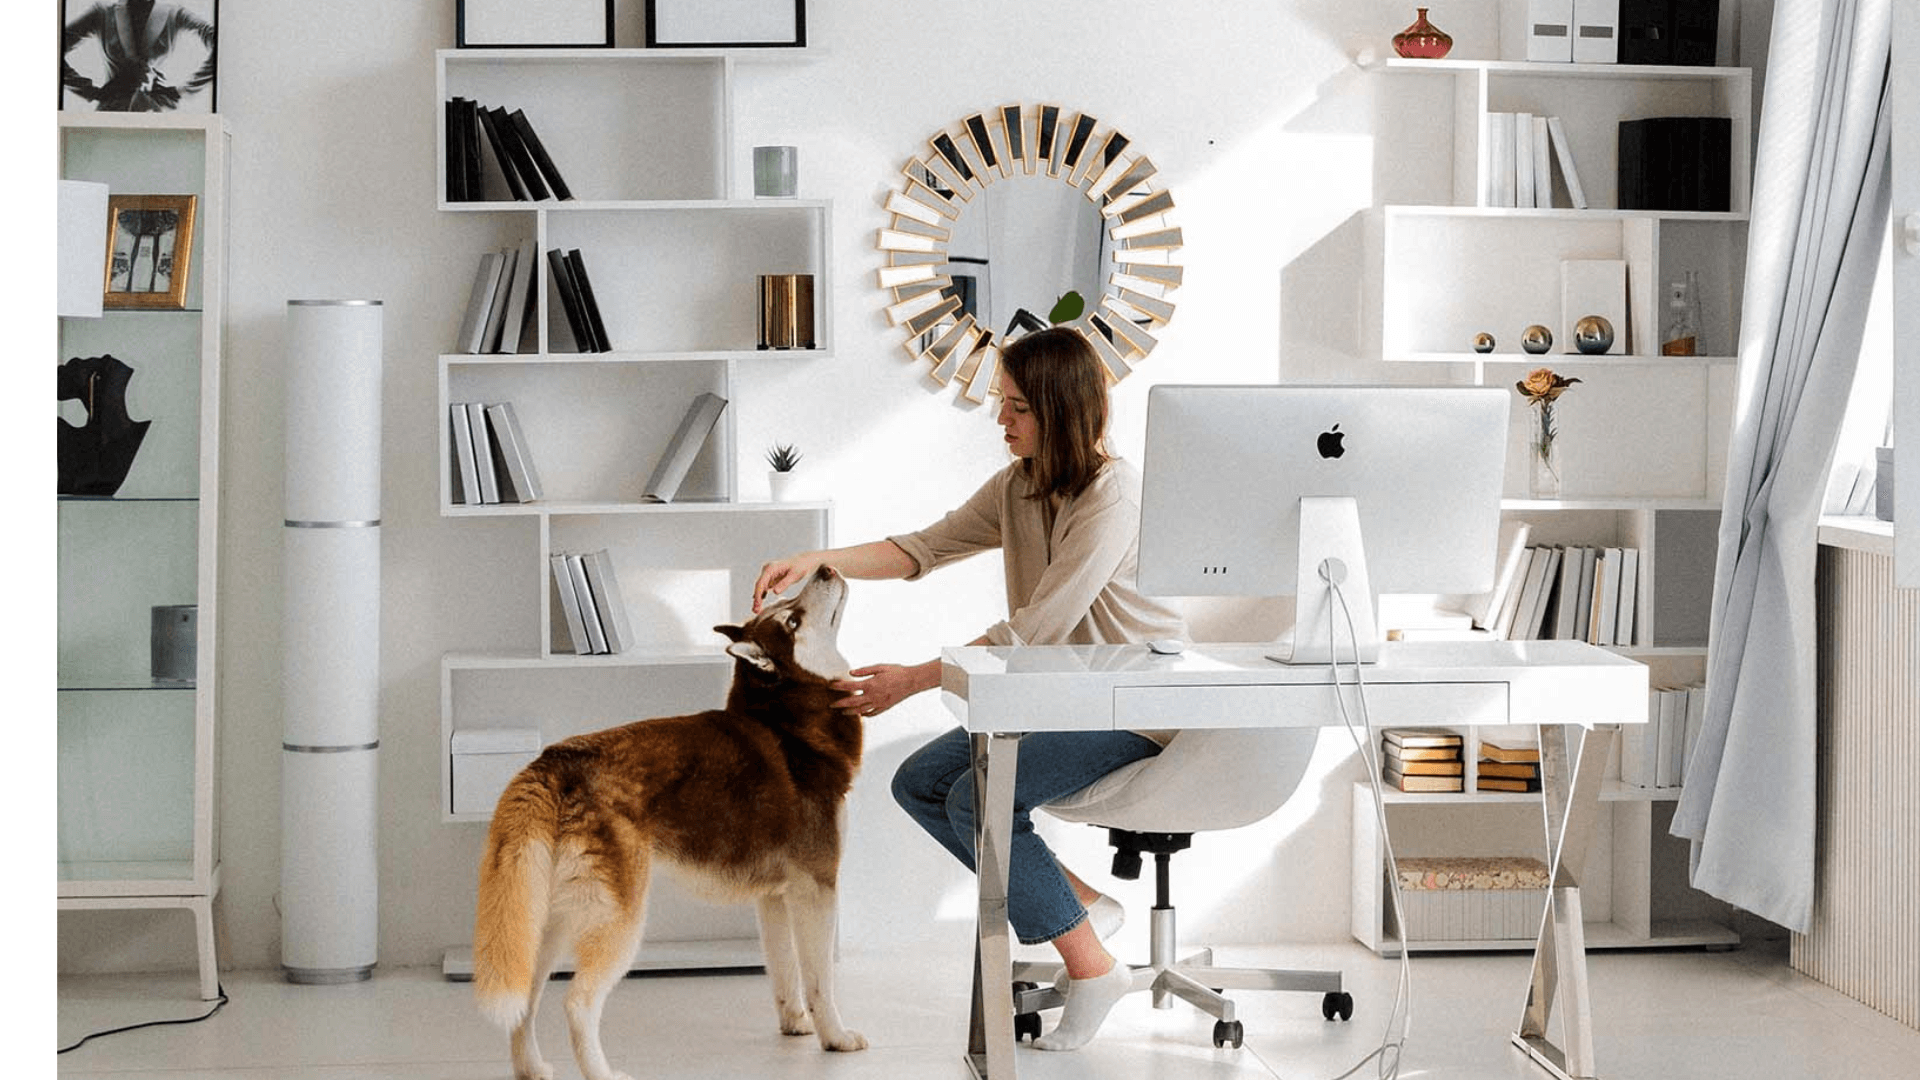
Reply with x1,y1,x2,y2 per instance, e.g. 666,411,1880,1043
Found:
940,639,1648,1080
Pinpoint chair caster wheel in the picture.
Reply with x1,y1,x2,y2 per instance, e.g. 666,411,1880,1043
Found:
1212,1019,1244,1049
1322,991,1354,1021
1011,981,1042,1042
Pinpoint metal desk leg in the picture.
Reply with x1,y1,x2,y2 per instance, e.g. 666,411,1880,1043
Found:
967,732,1022,1080
1513,723,1615,1080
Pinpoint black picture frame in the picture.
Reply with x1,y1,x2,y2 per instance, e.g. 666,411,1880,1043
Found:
60,0,219,113
457,0,614,49
645,0,806,48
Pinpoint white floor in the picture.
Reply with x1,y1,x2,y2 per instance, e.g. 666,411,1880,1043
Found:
56,932,1920,1080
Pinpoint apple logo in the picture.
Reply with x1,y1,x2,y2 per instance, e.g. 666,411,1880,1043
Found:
1316,424,1346,460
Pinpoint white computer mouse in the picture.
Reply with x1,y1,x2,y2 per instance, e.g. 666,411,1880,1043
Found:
1146,638,1187,655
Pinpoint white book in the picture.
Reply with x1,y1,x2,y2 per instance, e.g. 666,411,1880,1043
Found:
1491,547,1538,640
1681,683,1707,783
480,246,518,353
1546,116,1589,209
1523,546,1563,640
459,251,506,354
1531,115,1553,208
1514,112,1537,210
484,402,543,503
567,553,609,654
1466,519,1532,629
1619,698,1656,788
1509,547,1552,641
449,403,481,506
467,402,500,504
1551,544,1584,639
581,549,634,655
498,237,539,354
642,392,729,503
1591,547,1622,644
550,553,592,655
1654,687,1684,788
1488,112,1516,208
1613,547,1640,646
1572,547,1597,645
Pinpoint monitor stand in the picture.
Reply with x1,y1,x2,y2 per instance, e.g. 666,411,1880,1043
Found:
1271,496,1381,666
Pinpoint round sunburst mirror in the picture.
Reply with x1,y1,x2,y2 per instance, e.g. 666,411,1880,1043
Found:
876,104,1183,401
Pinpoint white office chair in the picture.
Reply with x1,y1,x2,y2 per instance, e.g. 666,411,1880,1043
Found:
1014,724,1353,1049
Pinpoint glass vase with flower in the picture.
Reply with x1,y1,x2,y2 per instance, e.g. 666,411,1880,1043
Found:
1516,368,1581,499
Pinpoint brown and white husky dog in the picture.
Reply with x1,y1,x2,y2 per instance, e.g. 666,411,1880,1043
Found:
472,566,867,1080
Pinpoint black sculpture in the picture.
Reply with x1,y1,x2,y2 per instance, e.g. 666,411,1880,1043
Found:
59,354,151,496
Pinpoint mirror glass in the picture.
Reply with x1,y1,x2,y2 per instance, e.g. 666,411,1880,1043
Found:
940,177,1109,338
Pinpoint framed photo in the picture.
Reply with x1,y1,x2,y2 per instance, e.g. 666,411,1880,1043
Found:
104,195,198,311
457,0,613,48
60,1,218,113
646,0,806,48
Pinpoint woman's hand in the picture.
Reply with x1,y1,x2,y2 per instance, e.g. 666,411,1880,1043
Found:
751,553,824,613
831,662,934,718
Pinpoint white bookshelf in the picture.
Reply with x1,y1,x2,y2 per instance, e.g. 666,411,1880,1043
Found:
434,47,833,968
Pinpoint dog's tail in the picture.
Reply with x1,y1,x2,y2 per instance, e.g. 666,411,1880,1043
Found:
472,775,559,1031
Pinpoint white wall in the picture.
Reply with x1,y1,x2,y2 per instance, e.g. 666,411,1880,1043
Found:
56,0,1771,975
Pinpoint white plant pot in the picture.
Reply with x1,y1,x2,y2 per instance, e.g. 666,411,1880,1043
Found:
769,470,800,502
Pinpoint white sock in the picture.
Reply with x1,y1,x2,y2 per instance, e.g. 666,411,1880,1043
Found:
1034,961,1132,1051
1087,894,1125,940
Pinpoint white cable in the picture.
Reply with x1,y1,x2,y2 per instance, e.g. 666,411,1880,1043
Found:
1318,575,1411,1080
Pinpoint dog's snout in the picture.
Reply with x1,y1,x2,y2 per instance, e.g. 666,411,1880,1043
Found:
815,565,839,581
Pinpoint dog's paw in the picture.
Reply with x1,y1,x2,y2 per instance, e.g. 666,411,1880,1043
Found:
779,1009,816,1036
513,1063,553,1080
821,1028,869,1052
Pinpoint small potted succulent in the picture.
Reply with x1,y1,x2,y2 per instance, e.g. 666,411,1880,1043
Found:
766,442,803,502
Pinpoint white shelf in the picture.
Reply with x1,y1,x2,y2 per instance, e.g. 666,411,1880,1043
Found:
1372,918,1740,956
1377,57,1753,82
1384,203,1747,223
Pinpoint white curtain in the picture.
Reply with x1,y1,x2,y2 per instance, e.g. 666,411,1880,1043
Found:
1671,0,1893,933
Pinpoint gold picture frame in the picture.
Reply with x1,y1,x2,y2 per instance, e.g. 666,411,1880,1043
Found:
103,194,197,310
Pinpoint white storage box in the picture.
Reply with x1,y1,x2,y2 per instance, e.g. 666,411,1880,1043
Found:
451,728,543,815
1388,856,1550,943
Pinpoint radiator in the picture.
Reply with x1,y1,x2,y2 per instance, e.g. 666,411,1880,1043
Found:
1797,544,1920,1029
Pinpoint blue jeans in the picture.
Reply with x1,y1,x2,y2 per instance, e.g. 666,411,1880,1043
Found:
891,725,1162,945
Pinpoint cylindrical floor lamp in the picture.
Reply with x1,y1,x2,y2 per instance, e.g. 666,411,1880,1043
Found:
281,299,383,984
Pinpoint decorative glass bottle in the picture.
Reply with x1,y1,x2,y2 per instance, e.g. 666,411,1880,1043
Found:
1660,274,1702,356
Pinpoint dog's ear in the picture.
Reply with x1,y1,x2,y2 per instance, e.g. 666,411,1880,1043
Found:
713,623,746,643
724,639,778,673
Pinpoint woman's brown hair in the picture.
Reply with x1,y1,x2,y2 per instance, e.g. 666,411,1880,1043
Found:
999,326,1109,501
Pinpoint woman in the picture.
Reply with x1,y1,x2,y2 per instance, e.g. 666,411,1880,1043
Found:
750,327,1187,1050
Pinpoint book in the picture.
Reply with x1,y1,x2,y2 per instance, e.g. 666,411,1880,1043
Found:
1654,686,1684,788
449,403,481,505
1382,728,1463,749
566,248,612,352
484,402,543,503
1476,776,1542,793
459,97,483,205
467,401,500,503
550,553,593,655
1522,546,1563,640
1514,112,1536,209
1382,755,1464,776
1619,700,1655,788
1384,768,1465,793
1613,547,1640,646
459,251,506,354
1480,741,1541,763
1572,547,1597,646
1381,743,1459,761
546,247,591,352
1552,543,1584,639
1488,112,1516,207
488,106,551,202
643,392,728,503
1546,115,1589,209
480,245,519,353
1509,547,1552,641
1466,519,1531,630
1592,547,1623,645
475,104,530,201
445,98,469,201
567,554,609,654
581,549,633,654
509,108,574,200
1681,683,1707,783
1477,760,1541,780
1585,548,1612,643
1491,546,1537,640
498,237,538,354
1532,114,1553,208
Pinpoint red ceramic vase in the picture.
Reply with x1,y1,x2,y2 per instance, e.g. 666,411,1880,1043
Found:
1393,7,1453,59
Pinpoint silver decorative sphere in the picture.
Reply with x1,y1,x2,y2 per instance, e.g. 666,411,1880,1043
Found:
1472,332,1495,353
1573,315,1615,355
1521,324,1554,354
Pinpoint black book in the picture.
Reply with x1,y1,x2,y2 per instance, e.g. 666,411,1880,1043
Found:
445,98,468,201
475,105,530,201
488,106,550,201
509,109,574,201
545,248,592,353
460,98,484,208
565,249,612,352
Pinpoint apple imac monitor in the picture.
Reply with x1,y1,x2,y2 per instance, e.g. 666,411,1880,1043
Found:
1137,384,1510,664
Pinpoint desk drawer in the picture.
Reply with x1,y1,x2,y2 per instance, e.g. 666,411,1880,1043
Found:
1111,682,1508,730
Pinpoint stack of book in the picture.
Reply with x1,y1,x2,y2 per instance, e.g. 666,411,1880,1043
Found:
457,240,538,354
1483,543,1640,645
450,401,543,505
1620,683,1707,789
1484,112,1588,209
1381,729,1464,793
550,549,635,656
1476,741,1542,793
546,248,612,353
445,98,574,203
